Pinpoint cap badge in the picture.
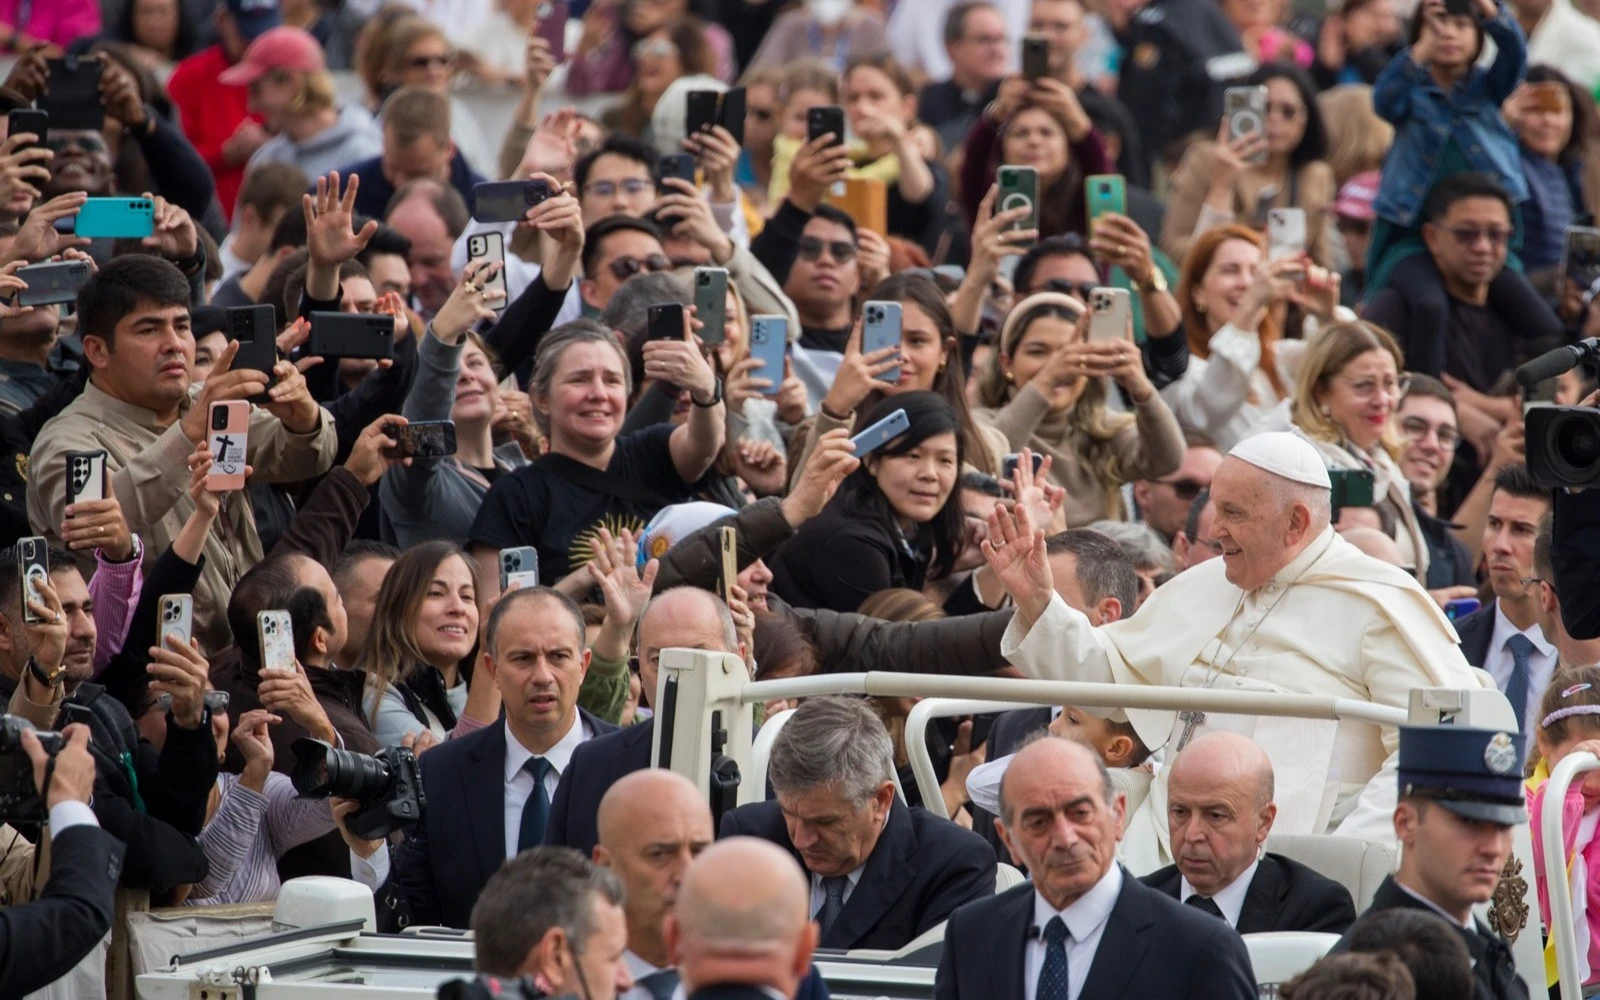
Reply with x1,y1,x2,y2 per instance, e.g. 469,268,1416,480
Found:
1484,732,1518,775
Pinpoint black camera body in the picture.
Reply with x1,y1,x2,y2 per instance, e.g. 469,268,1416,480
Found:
1526,404,1600,488
0,715,63,825
290,738,425,839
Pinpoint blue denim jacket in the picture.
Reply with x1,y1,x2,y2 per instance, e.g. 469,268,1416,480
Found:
1371,6,1528,228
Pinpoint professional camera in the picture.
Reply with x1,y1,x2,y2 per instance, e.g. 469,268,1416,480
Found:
1526,404,1600,488
0,715,62,825
438,975,579,1000
289,738,424,839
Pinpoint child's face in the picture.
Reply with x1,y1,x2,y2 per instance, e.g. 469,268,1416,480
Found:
1051,706,1121,763
1543,733,1600,807
1429,14,1478,68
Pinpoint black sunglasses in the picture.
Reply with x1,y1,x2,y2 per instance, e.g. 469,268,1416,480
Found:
1160,478,1205,502
608,254,673,281
796,236,857,263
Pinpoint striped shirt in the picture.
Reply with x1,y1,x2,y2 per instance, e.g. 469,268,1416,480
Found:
186,772,335,906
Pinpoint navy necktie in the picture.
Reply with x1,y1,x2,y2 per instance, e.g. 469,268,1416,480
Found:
637,968,679,1000
516,757,553,853
818,876,849,936
1505,633,1536,727
1186,894,1226,921
1036,915,1070,1000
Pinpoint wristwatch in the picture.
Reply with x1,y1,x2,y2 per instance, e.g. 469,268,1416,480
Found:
27,657,64,689
1135,267,1169,295
691,377,724,408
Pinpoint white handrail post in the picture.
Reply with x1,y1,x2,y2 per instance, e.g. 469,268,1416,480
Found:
1542,750,1600,1000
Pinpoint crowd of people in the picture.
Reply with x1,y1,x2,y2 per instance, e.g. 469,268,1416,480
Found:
9,0,1600,996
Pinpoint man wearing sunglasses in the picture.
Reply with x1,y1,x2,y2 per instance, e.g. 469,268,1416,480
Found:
579,216,673,313
1131,431,1221,544
782,206,861,399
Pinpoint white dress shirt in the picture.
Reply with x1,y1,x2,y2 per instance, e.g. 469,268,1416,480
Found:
49,801,98,838
1179,857,1259,929
620,949,669,1000
1483,600,1557,737
503,715,591,861
1024,863,1124,1000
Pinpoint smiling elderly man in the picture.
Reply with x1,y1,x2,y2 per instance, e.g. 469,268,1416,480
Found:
984,431,1487,866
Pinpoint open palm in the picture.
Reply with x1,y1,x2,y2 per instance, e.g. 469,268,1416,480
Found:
305,171,377,266
982,504,1054,618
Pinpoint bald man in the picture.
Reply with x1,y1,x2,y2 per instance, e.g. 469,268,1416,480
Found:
666,838,819,1000
1140,733,1356,934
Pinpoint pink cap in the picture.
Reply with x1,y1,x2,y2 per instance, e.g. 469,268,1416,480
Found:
219,26,325,86
1334,171,1379,222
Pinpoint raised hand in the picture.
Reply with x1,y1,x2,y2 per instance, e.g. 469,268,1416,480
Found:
820,316,901,419
982,502,1055,629
434,260,506,342
141,194,199,262
781,428,860,527
344,414,407,486
304,172,378,267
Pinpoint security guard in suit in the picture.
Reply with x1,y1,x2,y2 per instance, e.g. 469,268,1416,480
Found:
1335,726,1529,1000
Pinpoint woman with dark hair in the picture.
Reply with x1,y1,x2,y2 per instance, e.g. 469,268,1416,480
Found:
108,0,200,67
1162,62,1338,267
768,391,966,613
1508,65,1594,274
602,18,720,140
567,0,734,95
974,291,1185,524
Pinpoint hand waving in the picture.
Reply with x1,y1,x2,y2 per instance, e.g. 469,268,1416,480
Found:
982,503,1054,629
304,172,378,267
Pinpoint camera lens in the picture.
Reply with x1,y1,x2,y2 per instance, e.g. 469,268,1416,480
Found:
290,739,393,799
1556,414,1600,476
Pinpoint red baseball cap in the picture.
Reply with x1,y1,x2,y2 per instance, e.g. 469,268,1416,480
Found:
1334,171,1379,222
219,26,326,86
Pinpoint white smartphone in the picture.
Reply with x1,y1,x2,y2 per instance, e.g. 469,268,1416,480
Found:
466,230,508,311
65,450,106,505
1087,288,1132,343
499,545,540,591
1267,208,1307,262
257,609,295,673
158,594,193,646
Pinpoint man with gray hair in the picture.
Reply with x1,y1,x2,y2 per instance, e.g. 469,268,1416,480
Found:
470,846,633,999
986,431,1487,859
718,696,996,950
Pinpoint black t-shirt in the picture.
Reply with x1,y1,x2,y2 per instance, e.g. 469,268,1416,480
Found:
467,425,694,581
1444,298,1519,394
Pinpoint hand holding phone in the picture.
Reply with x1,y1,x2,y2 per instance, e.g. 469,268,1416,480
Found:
850,408,910,459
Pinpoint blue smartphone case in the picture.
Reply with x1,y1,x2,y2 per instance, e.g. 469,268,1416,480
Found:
850,408,911,458
749,315,788,397
72,197,155,238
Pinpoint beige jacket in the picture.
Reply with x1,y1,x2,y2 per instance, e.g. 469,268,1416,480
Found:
1159,141,1336,268
26,381,336,641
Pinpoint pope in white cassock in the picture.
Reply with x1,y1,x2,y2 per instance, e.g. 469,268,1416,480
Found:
982,432,1491,868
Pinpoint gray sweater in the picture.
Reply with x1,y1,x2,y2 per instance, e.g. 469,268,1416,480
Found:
380,328,527,547
248,104,382,182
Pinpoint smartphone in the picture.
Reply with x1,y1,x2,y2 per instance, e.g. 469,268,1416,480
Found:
647,302,686,344
1526,81,1567,114
472,179,553,224
1328,468,1375,509
806,105,846,147
1561,226,1600,299
657,153,696,187
1085,174,1126,233
1267,208,1307,262
534,0,569,63
6,109,46,154
686,90,720,136
15,259,92,307
996,166,1040,244
226,305,279,399
308,311,396,359
861,300,903,386
18,537,46,625
692,267,729,347
717,526,737,603
499,545,540,591
464,231,509,312
1022,35,1051,80
1443,0,1473,15
381,419,457,460
850,408,911,459
257,609,296,674
749,315,788,397
1001,452,1045,481
65,449,106,506
1224,85,1269,165
1087,287,1132,343
718,86,746,145
158,594,193,647
66,197,155,238
1444,597,1482,621
206,401,250,492
39,56,104,131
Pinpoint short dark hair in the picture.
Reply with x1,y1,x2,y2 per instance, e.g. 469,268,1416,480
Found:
1399,372,1456,416
1535,512,1555,589
810,203,858,241
1043,529,1139,615
485,586,587,657
226,557,303,672
1013,234,1097,295
580,215,665,282
385,179,469,239
1245,63,1328,168
77,256,192,350
268,200,312,253
1280,952,1416,1000
1424,172,1513,226
960,471,1005,497
1344,908,1473,1000
1491,463,1552,506
286,585,335,663
471,847,624,978
359,223,414,263
282,258,369,321
333,540,401,591
238,161,311,224
573,134,659,194
944,1,996,45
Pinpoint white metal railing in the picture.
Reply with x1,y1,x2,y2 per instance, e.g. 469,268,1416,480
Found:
1541,750,1600,1000
904,699,1034,820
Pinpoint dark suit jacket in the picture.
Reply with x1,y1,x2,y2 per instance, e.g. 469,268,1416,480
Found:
719,797,996,951
970,707,1052,867
1555,488,1600,640
397,709,618,928
1334,875,1528,1000
545,717,655,857
935,869,1257,1000
0,824,124,998
1456,603,1495,669
1140,852,1356,934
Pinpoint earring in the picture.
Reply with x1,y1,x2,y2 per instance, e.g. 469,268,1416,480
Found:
1005,371,1015,383
1195,302,1207,315
1320,405,1331,417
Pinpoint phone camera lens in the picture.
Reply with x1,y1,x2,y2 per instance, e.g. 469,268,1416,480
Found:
212,408,229,431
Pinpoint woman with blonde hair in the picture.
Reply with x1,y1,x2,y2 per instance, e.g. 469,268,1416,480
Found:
1288,319,1430,581
974,291,1185,525
1318,84,1394,186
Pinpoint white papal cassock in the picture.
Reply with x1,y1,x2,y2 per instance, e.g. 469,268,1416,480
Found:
1000,525,1492,870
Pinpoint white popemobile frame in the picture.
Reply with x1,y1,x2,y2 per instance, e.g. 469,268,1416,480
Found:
1540,749,1600,1000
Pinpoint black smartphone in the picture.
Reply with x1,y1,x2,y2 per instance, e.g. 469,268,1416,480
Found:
685,90,719,136
807,105,846,147
1022,35,1051,80
1000,452,1045,481
7,109,46,154
39,55,105,131
15,259,92,307
381,420,457,460
472,179,553,224
647,303,686,342
1328,468,1376,509
1443,0,1473,15
225,304,278,399
718,86,746,146
308,311,396,360
657,153,696,187
934,714,998,753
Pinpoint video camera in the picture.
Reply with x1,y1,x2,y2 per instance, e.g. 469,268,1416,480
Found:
437,975,579,1000
289,738,424,839
0,715,62,825
1516,340,1600,488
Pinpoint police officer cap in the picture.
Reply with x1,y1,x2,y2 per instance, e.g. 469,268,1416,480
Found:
1398,726,1528,825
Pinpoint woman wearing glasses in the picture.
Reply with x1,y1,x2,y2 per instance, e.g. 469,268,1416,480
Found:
1161,63,1336,268
567,0,735,96
1287,320,1433,583
373,16,495,175
602,18,720,141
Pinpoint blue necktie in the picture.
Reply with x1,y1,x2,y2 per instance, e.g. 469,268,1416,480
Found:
637,969,678,1000
1505,633,1536,729
516,757,553,853
818,876,849,937
1037,916,1070,1000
